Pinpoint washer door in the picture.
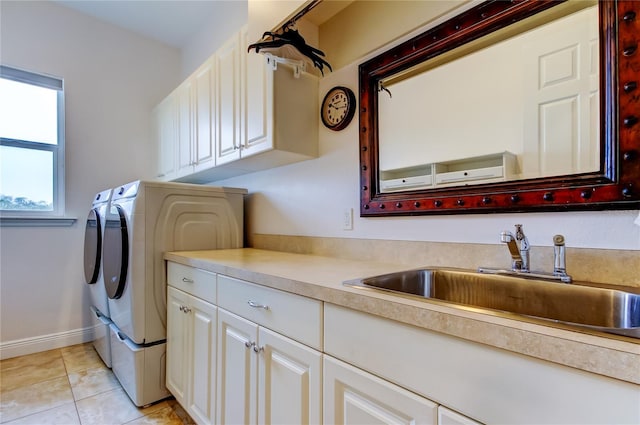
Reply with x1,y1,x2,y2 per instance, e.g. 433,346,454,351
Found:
83,208,102,284
102,204,129,299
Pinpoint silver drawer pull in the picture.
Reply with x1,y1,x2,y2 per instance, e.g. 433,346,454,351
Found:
253,345,264,353
245,341,255,348
182,277,194,283
247,300,269,310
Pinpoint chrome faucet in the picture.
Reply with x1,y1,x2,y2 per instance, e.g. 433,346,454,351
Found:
501,224,529,272
478,227,572,283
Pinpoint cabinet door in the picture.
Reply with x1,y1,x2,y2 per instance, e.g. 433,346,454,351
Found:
154,93,177,180
216,33,242,165
188,296,217,425
177,80,194,177
217,308,258,425
194,58,216,173
257,327,321,425
438,406,483,425
166,287,190,405
242,26,274,158
323,356,437,425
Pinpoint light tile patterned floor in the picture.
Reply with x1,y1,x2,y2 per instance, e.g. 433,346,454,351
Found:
0,343,193,425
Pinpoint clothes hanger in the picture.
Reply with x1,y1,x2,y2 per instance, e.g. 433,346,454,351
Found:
247,27,332,75
247,1,332,75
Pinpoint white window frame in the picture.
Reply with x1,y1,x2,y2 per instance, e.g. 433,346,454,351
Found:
0,65,73,226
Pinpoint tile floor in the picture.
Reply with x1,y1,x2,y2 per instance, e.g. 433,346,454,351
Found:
0,343,193,425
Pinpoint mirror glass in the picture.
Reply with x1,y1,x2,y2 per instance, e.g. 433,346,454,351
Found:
377,2,598,193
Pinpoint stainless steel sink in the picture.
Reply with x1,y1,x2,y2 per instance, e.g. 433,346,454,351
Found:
343,268,640,339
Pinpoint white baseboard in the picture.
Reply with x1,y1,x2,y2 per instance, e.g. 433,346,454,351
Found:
0,326,95,360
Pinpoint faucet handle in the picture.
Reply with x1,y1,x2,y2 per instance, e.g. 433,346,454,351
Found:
500,231,513,243
553,234,570,281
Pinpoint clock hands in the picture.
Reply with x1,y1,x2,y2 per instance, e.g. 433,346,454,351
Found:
329,101,347,110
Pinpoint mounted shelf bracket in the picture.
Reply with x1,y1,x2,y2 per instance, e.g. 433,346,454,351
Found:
264,53,306,78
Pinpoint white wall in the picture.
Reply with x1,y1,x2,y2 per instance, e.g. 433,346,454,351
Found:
180,1,247,79
212,51,640,251
0,1,181,350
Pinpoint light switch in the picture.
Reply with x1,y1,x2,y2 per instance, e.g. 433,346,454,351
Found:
342,208,353,230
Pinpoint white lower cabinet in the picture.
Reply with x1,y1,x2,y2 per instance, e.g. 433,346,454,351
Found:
167,262,323,425
166,286,190,404
166,263,218,425
216,305,322,425
167,263,639,425
437,406,483,425
166,286,217,425
324,303,639,424
216,308,257,424
258,325,322,425
324,355,437,425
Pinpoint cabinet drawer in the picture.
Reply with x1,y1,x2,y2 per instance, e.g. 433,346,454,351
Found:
435,165,503,185
380,174,433,192
217,275,322,350
167,262,217,304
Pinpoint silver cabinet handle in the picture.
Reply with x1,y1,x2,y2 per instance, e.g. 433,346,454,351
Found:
182,277,194,283
247,300,269,310
179,305,191,313
245,341,255,349
253,345,264,353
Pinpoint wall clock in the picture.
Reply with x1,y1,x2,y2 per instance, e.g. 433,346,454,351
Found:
321,86,356,131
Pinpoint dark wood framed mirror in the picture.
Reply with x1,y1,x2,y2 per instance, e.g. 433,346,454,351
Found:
358,0,639,216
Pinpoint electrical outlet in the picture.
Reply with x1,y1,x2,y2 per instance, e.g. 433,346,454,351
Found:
342,208,353,230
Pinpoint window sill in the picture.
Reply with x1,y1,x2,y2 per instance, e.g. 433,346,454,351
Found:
0,217,77,227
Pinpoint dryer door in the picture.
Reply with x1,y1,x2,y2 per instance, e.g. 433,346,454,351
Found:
103,204,129,299
83,208,102,285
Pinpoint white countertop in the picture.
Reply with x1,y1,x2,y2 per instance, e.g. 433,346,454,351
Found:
165,248,640,385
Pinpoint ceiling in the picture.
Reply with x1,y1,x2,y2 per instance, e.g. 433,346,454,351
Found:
52,0,247,49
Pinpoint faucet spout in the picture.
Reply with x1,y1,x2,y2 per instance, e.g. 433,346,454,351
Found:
500,231,523,270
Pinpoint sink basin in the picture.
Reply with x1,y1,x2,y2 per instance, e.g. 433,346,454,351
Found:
343,268,640,339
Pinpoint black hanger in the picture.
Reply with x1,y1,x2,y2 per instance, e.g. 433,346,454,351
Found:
248,26,332,75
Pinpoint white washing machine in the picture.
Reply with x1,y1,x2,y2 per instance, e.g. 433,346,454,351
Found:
102,180,246,406
82,188,113,367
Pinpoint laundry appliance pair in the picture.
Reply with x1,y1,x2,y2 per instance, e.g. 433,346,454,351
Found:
83,180,246,406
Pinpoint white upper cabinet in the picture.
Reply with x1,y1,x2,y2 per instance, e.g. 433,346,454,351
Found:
155,58,216,181
178,58,216,178
193,59,216,174
176,79,193,178
242,26,273,159
216,33,242,166
154,20,318,184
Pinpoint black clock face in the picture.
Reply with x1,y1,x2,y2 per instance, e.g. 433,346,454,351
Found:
321,87,356,131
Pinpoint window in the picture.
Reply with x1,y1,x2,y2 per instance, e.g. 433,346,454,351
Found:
0,65,66,220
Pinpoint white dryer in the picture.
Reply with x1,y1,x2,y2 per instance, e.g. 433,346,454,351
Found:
102,180,246,406
83,188,113,367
